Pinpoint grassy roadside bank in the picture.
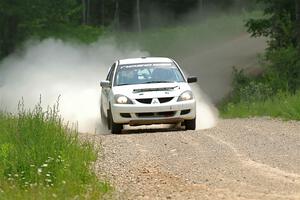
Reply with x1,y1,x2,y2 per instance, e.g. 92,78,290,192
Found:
220,91,300,120
219,44,300,121
0,101,111,199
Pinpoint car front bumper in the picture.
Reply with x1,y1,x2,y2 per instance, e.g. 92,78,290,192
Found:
111,100,196,125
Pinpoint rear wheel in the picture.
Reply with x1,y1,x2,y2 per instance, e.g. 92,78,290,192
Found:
108,109,123,134
185,118,196,130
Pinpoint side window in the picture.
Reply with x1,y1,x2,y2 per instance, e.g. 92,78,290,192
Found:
106,64,116,81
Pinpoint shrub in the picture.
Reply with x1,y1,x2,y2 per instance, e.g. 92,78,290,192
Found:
238,81,273,102
227,67,273,103
221,47,300,120
266,46,300,93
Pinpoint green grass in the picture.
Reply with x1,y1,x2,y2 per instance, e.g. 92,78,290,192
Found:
0,99,111,199
220,91,300,120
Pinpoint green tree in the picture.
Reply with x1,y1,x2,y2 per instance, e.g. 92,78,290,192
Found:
246,0,299,49
245,0,300,93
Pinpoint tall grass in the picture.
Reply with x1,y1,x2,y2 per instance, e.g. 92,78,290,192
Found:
220,91,300,120
0,99,111,199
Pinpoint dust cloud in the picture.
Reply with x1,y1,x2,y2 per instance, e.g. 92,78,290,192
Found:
0,38,218,133
0,39,146,133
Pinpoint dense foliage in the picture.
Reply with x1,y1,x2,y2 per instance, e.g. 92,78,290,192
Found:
0,0,253,60
0,0,83,59
246,0,300,50
229,0,300,101
222,0,300,119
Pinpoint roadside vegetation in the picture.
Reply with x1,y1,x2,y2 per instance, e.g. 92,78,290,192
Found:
0,99,111,199
220,0,300,120
221,92,300,120
0,1,261,198
0,0,255,61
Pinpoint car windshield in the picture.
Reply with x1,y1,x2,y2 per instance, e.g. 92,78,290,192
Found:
114,62,185,86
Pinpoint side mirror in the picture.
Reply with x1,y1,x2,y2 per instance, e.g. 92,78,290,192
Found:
100,80,111,88
187,76,197,83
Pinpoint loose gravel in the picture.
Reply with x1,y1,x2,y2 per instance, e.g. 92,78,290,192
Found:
85,118,300,200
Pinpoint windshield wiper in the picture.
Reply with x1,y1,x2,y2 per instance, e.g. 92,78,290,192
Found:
117,83,131,86
144,81,175,84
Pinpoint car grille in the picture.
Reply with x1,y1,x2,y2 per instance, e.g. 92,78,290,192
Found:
136,97,174,104
158,97,174,103
136,98,152,104
136,111,176,118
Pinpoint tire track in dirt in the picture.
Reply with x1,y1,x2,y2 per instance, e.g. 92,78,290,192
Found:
205,133,300,184
91,119,300,200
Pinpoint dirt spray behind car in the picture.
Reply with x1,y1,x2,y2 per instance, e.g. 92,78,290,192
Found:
0,39,218,133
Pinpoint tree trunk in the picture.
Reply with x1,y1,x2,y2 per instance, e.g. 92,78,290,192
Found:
114,0,120,30
86,0,90,25
199,0,203,11
136,0,142,33
82,0,86,24
296,0,300,48
102,0,105,26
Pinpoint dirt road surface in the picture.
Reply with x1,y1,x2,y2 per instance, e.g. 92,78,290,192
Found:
87,35,300,199
90,118,300,200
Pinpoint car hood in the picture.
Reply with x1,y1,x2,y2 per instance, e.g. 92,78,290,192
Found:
112,82,192,99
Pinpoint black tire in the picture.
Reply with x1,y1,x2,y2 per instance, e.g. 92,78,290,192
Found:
108,110,123,134
185,118,196,130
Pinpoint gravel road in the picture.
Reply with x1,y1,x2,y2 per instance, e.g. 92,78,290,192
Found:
88,118,300,200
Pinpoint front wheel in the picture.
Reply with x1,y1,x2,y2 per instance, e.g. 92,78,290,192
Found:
185,118,196,130
108,110,123,134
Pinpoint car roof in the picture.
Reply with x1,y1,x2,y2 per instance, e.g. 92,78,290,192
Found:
118,57,173,65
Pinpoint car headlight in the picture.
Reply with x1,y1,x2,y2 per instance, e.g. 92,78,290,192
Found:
114,95,133,104
178,91,193,102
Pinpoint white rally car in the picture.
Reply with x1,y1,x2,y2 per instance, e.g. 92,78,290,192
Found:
100,57,197,134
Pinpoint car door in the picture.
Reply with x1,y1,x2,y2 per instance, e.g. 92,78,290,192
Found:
101,63,116,117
